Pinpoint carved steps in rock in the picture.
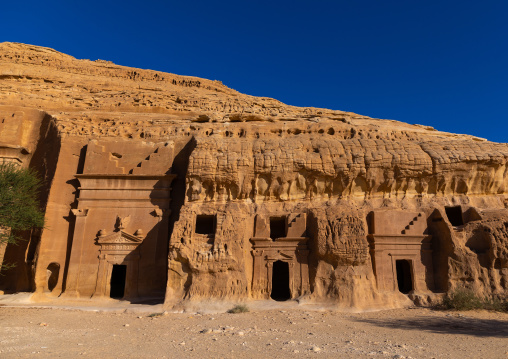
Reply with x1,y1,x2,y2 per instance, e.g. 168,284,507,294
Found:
88,141,125,174
401,213,422,235
107,151,125,174
129,142,173,175
287,213,305,237
287,213,302,230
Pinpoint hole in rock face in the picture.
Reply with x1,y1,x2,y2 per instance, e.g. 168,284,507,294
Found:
445,206,464,226
110,264,126,299
195,215,215,235
466,231,490,254
270,217,286,240
494,259,502,270
396,260,413,294
465,230,491,268
47,262,60,291
271,260,291,301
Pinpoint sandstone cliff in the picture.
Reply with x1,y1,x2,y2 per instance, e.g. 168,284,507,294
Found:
0,42,506,309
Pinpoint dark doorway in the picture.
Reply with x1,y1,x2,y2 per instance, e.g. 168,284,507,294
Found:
270,217,286,240
195,215,215,235
396,260,413,294
445,206,463,226
110,264,126,299
47,262,60,292
271,260,291,301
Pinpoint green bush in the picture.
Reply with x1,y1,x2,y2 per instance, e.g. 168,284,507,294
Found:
443,289,483,310
147,312,164,317
485,297,508,312
227,304,249,314
443,288,508,312
0,163,45,271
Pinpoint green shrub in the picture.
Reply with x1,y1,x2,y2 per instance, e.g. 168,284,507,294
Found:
227,304,249,314
147,312,164,317
0,163,45,272
443,289,508,312
443,289,483,310
484,297,508,312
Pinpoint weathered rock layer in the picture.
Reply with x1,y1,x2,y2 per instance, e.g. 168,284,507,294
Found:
0,42,507,308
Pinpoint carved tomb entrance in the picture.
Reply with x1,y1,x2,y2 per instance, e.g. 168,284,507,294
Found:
271,260,291,301
63,170,175,299
110,264,127,298
368,210,433,294
395,259,413,293
251,214,310,300
93,228,143,299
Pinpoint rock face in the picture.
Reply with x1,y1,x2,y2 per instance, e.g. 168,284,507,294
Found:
0,42,507,308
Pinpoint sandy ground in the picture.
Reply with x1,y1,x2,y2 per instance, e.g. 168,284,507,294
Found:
0,298,507,359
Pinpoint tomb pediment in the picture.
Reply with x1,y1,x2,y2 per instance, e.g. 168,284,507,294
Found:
97,230,143,246
266,252,294,261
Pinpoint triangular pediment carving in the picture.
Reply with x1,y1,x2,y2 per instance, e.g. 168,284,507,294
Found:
97,230,143,246
267,251,294,261
278,251,294,259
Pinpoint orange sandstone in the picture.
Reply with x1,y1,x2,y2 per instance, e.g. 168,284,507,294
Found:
0,42,507,309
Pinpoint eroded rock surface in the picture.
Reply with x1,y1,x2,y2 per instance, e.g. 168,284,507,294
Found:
0,42,507,309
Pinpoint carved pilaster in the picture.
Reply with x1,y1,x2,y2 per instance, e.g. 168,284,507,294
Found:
63,208,90,297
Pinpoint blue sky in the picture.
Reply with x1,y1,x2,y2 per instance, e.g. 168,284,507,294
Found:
2,0,507,142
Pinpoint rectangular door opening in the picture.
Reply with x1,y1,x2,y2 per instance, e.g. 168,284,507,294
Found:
395,260,413,294
195,215,215,236
445,206,464,226
270,217,286,240
110,264,126,299
271,260,291,301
